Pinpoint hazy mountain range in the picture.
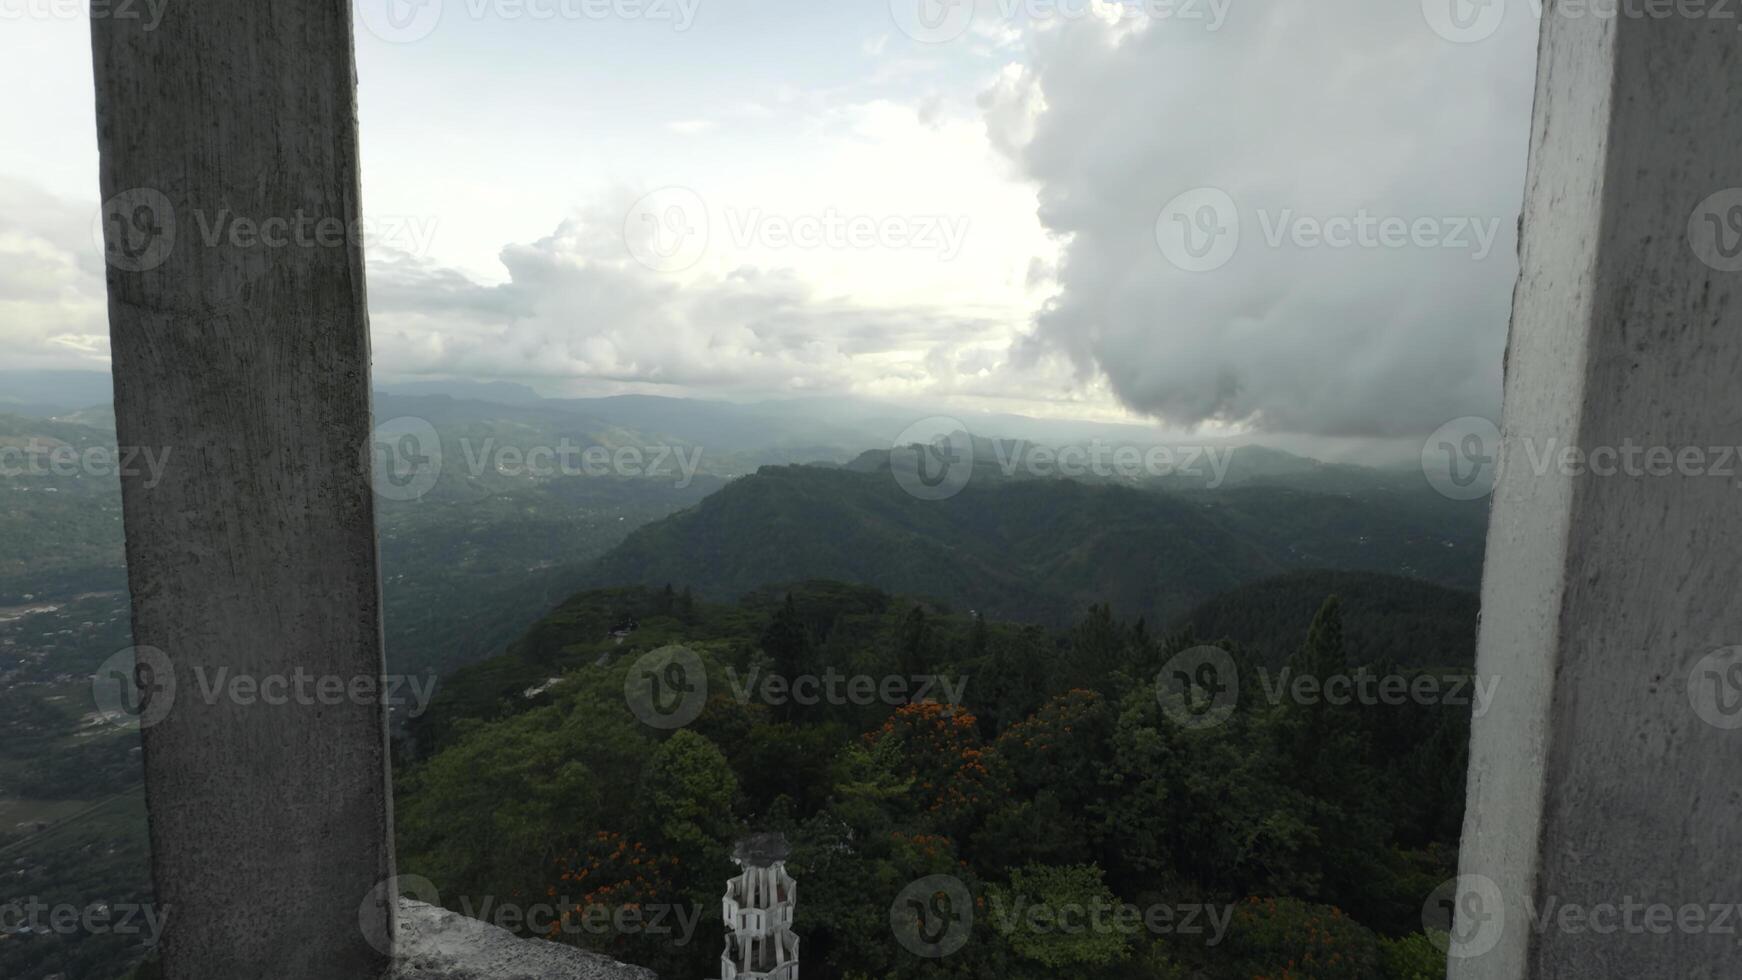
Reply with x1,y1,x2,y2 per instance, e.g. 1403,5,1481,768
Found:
1,371,1487,679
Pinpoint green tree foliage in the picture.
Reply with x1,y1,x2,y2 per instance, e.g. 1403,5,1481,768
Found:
1380,931,1449,979
395,578,1477,979
986,864,1130,968
1221,897,1384,979
635,729,740,907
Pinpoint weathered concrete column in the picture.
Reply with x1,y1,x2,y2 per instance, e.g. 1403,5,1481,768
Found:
90,3,396,977
1452,5,1742,979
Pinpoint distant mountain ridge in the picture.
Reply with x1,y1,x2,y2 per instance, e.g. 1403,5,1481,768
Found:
7,369,1425,469
586,462,1485,628
0,381,1484,675
0,371,118,418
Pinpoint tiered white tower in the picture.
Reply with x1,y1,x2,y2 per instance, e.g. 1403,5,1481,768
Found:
721,834,799,980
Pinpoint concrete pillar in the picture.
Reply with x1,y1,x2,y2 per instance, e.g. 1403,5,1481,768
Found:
1452,4,1742,978
89,3,396,977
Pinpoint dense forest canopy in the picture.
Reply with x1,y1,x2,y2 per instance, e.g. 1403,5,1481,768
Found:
396,577,1475,979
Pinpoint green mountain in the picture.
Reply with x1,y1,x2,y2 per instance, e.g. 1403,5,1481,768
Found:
587,463,1486,629
1,381,1486,980
1177,569,1479,670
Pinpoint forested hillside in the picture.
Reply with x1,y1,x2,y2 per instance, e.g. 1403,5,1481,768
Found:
396,580,1475,979
588,464,1486,628
1177,570,1479,669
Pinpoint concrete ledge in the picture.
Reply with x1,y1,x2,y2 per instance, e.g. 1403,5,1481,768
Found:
395,900,657,980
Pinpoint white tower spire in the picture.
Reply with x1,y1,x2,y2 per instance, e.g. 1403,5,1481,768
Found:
721,834,799,980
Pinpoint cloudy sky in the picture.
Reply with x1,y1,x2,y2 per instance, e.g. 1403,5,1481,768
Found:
1,0,1538,437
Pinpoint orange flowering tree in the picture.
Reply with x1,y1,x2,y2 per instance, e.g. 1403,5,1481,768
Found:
864,701,994,828
546,831,677,955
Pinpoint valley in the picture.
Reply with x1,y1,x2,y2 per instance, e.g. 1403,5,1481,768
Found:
0,380,1487,979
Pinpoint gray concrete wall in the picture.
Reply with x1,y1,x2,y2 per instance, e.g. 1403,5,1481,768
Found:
90,2,396,977
1453,4,1742,978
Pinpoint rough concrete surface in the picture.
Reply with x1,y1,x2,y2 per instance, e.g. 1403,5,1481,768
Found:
1453,4,1742,979
90,3,396,977
395,901,657,980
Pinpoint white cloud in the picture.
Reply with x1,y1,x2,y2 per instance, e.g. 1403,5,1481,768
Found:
982,0,1538,436
367,192,1045,404
0,178,111,371
0,1,1541,438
